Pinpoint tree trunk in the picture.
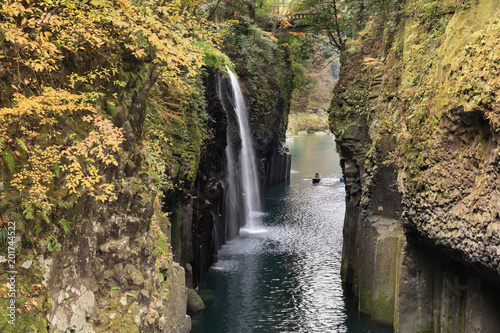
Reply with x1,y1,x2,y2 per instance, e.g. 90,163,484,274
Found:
248,0,256,21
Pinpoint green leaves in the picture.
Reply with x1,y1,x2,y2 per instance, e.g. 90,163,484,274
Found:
2,148,15,174
58,218,72,234
16,138,28,153
53,163,61,178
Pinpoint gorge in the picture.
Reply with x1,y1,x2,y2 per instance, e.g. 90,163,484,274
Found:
2,0,500,332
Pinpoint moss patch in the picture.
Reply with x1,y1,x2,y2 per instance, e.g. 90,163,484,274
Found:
0,254,48,332
359,286,373,315
372,293,395,326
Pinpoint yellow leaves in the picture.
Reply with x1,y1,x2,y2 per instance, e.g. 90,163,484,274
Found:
1,0,213,101
260,30,279,43
27,60,46,72
133,48,147,59
57,113,124,201
2,88,125,223
68,66,120,90
0,88,89,141
278,17,293,29
362,56,383,71
11,145,61,203
1,0,27,18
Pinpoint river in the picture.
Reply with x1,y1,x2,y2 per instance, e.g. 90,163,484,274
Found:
191,134,393,333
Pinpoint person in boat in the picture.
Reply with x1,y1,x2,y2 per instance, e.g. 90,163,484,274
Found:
313,173,321,184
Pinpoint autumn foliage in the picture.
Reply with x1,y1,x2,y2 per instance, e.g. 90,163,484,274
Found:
0,0,219,243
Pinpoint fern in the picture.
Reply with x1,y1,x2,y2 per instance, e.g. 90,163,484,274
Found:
2,148,14,173
46,234,62,252
58,218,72,234
16,138,28,153
23,203,35,220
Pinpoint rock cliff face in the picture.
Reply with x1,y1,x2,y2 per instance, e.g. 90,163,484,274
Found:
188,23,293,287
13,65,289,332
0,66,290,332
223,22,293,188
39,66,192,333
191,72,230,286
331,0,500,331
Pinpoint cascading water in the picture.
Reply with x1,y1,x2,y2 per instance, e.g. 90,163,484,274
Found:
224,66,261,232
216,75,240,240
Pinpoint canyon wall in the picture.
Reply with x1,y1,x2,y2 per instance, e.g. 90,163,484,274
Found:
331,0,500,331
189,22,293,287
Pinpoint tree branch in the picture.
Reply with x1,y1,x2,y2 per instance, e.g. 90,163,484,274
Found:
207,0,223,21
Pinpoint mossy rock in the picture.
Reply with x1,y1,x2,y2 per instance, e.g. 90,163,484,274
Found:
0,258,48,332
186,289,205,315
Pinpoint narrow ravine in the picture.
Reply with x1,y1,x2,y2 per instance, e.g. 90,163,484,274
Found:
191,135,393,333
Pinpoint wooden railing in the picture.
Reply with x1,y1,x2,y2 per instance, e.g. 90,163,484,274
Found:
286,12,313,21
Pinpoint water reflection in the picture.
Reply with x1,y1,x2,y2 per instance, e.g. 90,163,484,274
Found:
191,135,393,333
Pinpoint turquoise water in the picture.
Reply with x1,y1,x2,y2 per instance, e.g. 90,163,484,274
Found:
191,135,393,333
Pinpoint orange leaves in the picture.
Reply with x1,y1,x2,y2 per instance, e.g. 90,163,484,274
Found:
78,114,125,165
278,17,293,29
260,29,279,43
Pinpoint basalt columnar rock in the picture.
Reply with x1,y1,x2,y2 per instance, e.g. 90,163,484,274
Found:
223,22,293,188
331,0,500,331
190,24,293,287
42,39,294,332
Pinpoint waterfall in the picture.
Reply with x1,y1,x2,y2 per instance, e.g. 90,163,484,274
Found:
224,67,261,233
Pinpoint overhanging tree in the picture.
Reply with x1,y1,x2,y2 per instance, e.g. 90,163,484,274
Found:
294,0,346,52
